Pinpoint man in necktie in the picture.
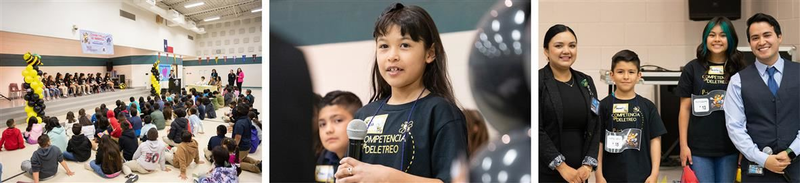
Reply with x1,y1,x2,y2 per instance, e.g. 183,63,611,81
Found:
725,13,800,182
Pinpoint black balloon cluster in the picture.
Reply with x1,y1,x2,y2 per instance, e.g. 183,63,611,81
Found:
150,59,161,96
22,52,46,123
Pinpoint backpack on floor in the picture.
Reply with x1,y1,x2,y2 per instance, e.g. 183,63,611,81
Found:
249,126,260,153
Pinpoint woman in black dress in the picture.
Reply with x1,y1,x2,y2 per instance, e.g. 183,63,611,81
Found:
539,24,602,183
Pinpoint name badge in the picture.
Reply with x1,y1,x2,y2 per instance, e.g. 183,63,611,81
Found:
709,66,724,75
691,90,726,116
693,98,709,112
365,114,388,134
590,98,600,115
612,103,628,114
604,128,642,153
315,165,334,183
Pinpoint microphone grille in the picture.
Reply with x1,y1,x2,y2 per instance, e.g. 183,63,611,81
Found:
347,119,368,140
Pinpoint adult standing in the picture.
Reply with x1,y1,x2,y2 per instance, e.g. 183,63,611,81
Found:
539,24,602,183
725,13,800,182
236,68,244,92
227,69,237,89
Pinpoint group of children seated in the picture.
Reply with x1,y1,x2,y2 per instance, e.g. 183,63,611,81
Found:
0,85,261,183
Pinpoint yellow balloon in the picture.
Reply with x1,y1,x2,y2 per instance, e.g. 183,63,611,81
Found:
37,117,42,124
28,111,37,117
25,76,34,83
25,106,33,113
26,65,33,70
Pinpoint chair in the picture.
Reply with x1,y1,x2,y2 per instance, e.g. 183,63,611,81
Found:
9,83,21,99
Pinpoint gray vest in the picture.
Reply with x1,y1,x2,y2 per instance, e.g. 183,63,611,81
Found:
739,59,800,182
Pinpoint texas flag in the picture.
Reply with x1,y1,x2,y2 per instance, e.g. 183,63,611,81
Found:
163,39,173,53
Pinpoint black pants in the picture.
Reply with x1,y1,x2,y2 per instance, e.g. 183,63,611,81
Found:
237,82,243,91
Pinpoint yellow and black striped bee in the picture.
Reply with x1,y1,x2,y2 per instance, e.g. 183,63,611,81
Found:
23,52,43,66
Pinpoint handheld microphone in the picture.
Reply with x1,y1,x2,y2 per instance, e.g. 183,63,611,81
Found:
346,119,368,160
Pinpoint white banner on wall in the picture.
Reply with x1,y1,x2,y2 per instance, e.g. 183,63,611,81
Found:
79,30,114,55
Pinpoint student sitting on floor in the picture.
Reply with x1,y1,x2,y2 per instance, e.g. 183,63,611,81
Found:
129,110,143,137
195,146,239,183
124,128,171,174
204,97,217,119
164,110,190,147
84,135,129,180
1,119,26,151
188,108,204,135
119,121,139,161
205,125,227,161
65,112,76,136
139,115,156,142
24,117,45,145
63,124,91,162
166,131,204,180
21,135,75,182
77,109,95,141
44,117,68,152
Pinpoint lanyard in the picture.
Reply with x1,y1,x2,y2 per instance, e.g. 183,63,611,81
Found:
364,89,425,171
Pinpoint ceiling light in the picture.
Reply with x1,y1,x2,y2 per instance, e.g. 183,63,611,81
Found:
251,8,262,13
184,2,204,8
203,16,220,22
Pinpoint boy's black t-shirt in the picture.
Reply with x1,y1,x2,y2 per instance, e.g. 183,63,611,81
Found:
354,94,467,183
599,95,667,182
676,59,738,157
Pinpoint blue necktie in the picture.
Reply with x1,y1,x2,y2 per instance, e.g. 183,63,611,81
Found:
767,67,779,97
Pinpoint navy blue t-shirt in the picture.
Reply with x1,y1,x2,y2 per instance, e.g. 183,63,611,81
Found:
233,116,252,151
354,94,467,183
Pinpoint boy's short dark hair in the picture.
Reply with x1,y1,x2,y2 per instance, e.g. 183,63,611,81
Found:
38,134,50,147
746,13,782,42
246,89,252,94
143,115,152,124
319,91,363,115
6,119,14,127
72,123,82,135
147,128,158,141
175,109,187,118
130,109,138,117
611,49,641,71
121,120,131,130
181,131,192,142
217,125,227,136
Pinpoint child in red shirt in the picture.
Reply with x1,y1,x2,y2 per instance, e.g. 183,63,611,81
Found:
1,119,25,151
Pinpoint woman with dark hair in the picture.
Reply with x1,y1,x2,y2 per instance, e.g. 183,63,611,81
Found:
676,16,746,182
236,68,244,92
539,24,602,183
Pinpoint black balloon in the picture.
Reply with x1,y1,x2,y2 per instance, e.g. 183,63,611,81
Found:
32,94,39,100
34,106,42,113
37,70,43,76
469,129,531,183
28,101,35,107
33,65,39,70
24,94,32,101
467,1,531,182
468,0,531,134
22,83,30,89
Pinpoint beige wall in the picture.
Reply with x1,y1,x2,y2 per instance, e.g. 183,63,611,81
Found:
538,0,800,101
